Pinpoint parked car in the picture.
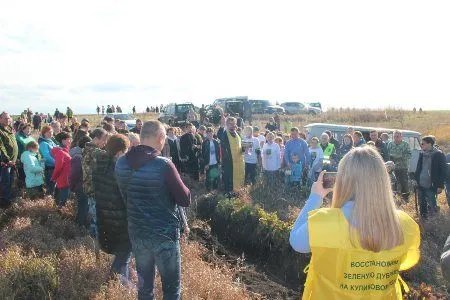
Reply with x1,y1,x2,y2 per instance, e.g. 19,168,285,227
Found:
265,105,285,114
281,102,321,115
303,123,421,173
158,102,196,126
308,102,322,111
213,97,251,118
248,99,272,114
105,113,136,130
214,96,247,110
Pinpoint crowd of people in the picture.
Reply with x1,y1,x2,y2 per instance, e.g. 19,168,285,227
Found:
1,108,450,298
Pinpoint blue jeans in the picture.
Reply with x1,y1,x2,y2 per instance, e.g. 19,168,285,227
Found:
111,243,132,285
131,236,181,300
0,166,14,203
44,167,55,195
56,187,70,207
418,186,438,217
75,190,88,227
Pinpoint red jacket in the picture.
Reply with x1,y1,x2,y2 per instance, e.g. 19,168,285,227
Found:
51,146,71,189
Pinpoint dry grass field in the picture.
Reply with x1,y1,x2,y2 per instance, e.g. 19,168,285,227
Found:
1,109,449,299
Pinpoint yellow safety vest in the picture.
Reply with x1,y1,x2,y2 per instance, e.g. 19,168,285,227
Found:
303,208,420,300
322,143,335,160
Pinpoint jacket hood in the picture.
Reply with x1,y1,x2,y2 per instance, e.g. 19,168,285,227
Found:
51,146,70,160
38,136,55,144
125,145,160,169
69,146,83,158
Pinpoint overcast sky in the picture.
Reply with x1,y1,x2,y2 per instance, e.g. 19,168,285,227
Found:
1,0,450,114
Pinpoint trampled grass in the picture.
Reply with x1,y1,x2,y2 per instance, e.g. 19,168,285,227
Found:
0,198,254,300
2,109,449,298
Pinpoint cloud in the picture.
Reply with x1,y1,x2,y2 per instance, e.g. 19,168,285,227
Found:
83,83,136,93
1,0,450,114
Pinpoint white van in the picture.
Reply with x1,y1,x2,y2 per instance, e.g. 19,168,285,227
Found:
303,123,421,173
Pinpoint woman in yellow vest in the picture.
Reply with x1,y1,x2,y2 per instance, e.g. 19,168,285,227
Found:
289,146,420,299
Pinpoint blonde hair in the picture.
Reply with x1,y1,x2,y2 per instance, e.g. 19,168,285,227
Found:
332,147,403,252
243,126,253,137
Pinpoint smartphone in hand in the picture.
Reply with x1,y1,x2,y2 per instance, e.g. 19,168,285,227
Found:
323,172,337,189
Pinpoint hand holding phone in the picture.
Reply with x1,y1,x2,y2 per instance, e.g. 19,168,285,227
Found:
322,172,337,189
311,171,334,199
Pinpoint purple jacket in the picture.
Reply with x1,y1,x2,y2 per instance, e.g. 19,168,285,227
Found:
69,147,83,192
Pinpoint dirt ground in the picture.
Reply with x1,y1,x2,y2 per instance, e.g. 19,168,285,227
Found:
189,220,300,299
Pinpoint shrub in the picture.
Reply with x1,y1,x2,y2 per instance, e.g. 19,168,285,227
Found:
196,194,310,287
0,246,58,300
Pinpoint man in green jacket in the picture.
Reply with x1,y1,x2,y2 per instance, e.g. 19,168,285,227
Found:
388,130,412,202
0,112,19,207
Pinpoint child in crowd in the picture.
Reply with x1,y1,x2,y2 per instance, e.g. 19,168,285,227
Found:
262,132,281,185
285,153,303,187
308,137,324,186
51,132,72,208
20,141,45,199
242,126,261,185
323,153,339,172
274,137,285,164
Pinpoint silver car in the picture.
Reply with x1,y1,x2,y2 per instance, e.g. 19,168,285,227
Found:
106,113,136,130
281,102,320,115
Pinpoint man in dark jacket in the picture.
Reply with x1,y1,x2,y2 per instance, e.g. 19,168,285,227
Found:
130,119,142,134
93,134,131,283
202,127,221,190
115,120,190,300
0,112,18,207
69,135,91,227
414,136,447,218
82,128,108,238
179,123,200,180
370,130,389,161
32,112,42,131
